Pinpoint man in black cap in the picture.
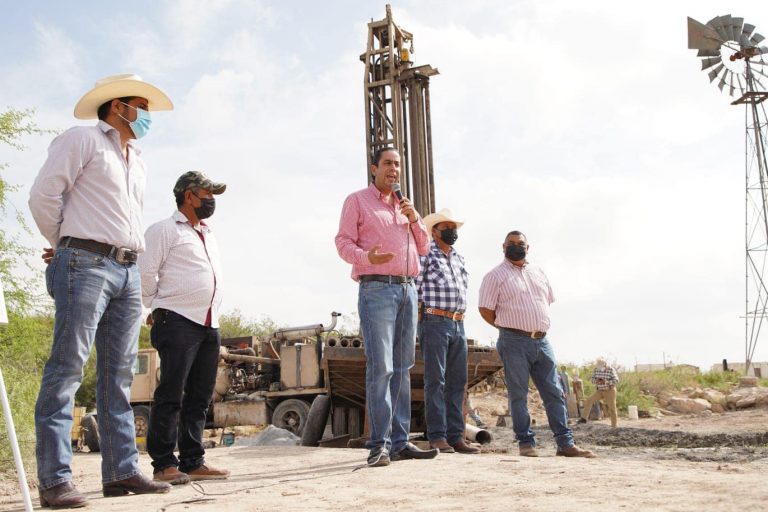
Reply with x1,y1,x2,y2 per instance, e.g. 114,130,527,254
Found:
139,171,230,484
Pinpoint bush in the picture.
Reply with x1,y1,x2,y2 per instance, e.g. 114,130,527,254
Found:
0,312,54,480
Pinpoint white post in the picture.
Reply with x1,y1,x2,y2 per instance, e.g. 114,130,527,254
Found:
0,280,33,512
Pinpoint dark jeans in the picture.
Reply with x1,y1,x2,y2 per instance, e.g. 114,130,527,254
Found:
147,309,220,472
419,315,467,445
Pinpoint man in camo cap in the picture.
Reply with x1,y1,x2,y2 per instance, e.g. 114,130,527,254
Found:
139,171,229,485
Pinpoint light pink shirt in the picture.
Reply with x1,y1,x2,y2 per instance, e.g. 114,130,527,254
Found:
29,121,146,251
478,259,555,332
335,183,429,281
138,210,224,328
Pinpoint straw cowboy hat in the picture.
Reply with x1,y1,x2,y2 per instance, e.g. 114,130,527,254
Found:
423,208,464,233
73,74,174,120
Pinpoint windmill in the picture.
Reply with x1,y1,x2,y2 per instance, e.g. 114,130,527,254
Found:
688,15,768,375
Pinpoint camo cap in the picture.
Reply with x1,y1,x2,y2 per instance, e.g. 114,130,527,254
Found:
173,171,227,195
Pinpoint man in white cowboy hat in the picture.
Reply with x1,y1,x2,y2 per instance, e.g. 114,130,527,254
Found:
140,171,230,485
416,208,480,455
29,74,174,508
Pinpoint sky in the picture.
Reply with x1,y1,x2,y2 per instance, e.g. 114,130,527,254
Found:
1,0,765,371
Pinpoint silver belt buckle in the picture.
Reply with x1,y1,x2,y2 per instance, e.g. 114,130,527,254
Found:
115,247,132,264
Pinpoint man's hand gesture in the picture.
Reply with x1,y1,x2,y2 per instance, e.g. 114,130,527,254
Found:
367,244,395,265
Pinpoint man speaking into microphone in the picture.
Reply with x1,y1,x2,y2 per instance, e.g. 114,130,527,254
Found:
335,147,437,467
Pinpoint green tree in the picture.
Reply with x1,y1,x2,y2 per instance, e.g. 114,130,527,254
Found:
0,107,54,480
218,309,281,339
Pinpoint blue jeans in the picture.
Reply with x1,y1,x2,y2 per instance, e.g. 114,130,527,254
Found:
36,247,142,489
419,315,467,444
358,281,417,453
496,330,574,449
147,309,220,473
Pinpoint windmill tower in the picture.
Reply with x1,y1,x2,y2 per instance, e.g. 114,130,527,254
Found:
688,15,768,374
361,4,439,216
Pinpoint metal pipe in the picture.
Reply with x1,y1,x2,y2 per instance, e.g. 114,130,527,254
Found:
326,336,340,347
340,338,350,347
465,423,492,444
351,337,363,348
270,312,341,341
220,353,278,365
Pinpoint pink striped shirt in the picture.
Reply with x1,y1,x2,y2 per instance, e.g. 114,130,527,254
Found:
335,183,429,281
478,259,555,332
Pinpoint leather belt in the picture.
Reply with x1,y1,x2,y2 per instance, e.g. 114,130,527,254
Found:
59,237,138,264
424,307,464,321
359,274,413,284
502,327,547,339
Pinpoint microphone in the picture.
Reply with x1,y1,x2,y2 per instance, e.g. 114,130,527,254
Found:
392,183,404,201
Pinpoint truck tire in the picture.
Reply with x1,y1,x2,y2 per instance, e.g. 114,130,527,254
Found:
272,399,311,436
300,395,331,447
80,413,100,453
132,405,151,438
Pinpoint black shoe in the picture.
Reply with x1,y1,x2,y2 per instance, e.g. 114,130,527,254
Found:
367,446,390,467
39,481,88,508
103,473,172,497
390,442,439,461
578,418,588,424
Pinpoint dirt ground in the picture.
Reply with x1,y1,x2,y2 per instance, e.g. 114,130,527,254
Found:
1,392,767,511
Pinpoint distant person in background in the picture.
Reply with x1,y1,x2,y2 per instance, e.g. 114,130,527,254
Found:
139,171,230,485
335,147,436,467
416,208,479,454
29,74,173,508
478,230,595,458
579,357,620,427
466,394,487,429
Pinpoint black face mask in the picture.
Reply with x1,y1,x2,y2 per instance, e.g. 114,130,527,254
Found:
194,197,216,220
438,227,459,246
505,244,526,261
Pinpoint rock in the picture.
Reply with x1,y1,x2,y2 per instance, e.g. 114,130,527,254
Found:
736,395,757,409
687,388,704,399
702,389,727,406
711,403,725,414
739,376,758,388
668,397,711,414
657,392,674,408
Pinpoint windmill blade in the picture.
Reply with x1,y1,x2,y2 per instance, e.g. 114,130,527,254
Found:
697,48,720,57
708,63,725,82
720,14,734,41
708,16,729,41
688,17,724,51
743,23,756,39
718,73,727,92
732,17,744,37
741,34,754,48
751,32,766,45
701,56,722,70
760,46,768,55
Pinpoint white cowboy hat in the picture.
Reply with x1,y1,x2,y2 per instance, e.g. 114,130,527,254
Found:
73,74,174,120
423,208,464,233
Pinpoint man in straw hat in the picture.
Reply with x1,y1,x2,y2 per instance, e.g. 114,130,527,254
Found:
140,171,229,485
478,230,596,458
29,74,174,507
578,357,620,427
416,208,480,454
335,147,437,467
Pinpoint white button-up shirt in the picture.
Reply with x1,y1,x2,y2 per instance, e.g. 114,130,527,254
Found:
28,121,146,251
139,210,224,328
